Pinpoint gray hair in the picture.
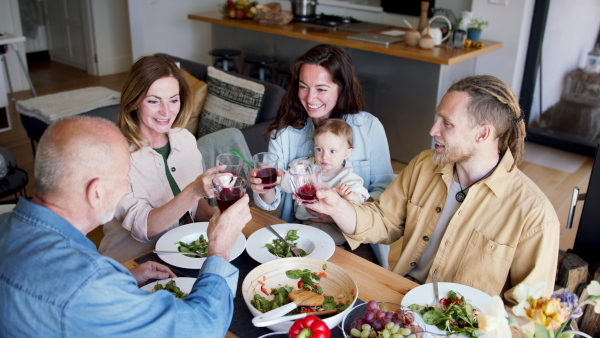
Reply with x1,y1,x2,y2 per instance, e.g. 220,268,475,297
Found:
35,116,122,198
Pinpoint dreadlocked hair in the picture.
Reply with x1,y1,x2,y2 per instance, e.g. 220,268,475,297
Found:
449,75,526,171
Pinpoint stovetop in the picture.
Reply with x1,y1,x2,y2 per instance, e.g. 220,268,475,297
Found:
292,13,361,28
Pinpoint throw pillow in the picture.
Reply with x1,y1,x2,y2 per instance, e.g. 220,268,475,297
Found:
180,69,208,136
197,66,265,138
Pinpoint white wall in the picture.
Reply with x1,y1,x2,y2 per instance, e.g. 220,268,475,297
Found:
0,0,30,92
471,0,536,96
127,0,221,65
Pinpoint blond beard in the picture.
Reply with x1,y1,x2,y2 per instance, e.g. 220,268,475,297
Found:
431,142,475,165
432,151,449,165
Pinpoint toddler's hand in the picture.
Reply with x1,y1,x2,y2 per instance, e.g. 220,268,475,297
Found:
334,183,353,201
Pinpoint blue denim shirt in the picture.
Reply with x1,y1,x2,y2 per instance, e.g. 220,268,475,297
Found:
0,198,238,338
254,112,396,222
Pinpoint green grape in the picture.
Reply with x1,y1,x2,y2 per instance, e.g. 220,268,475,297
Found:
390,324,400,334
391,334,403,338
385,322,395,330
351,328,362,337
361,323,372,331
360,329,371,338
399,328,412,336
381,329,391,338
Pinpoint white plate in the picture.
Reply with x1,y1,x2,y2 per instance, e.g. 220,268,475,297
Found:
155,222,246,269
140,277,195,298
245,223,335,264
401,282,492,338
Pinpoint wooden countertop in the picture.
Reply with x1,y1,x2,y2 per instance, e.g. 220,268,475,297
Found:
188,12,503,66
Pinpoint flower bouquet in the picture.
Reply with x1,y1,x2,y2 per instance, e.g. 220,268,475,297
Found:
477,281,600,338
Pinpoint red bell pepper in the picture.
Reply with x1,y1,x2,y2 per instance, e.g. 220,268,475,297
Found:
288,315,330,338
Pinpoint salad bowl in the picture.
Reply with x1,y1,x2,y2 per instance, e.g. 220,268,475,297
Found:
242,257,358,332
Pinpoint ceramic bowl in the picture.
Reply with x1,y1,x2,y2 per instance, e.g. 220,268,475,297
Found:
341,301,425,338
242,257,358,332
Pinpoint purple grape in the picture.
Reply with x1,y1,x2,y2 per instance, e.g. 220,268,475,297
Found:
403,312,415,325
364,311,375,322
376,310,386,321
367,300,378,312
371,320,384,331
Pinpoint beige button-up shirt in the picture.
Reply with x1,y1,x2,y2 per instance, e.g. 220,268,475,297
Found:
99,128,203,263
345,149,560,305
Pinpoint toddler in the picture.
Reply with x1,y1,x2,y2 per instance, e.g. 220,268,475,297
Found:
280,118,369,244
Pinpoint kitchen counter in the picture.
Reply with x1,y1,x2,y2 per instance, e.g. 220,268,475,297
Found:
189,12,503,162
188,12,502,66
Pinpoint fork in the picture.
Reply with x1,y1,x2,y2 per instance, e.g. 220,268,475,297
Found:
264,224,302,257
432,271,443,312
153,250,206,257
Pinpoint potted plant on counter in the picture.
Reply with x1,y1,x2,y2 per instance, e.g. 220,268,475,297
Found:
467,18,488,43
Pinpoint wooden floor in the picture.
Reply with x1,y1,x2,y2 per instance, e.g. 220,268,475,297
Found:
0,60,128,204
0,60,593,269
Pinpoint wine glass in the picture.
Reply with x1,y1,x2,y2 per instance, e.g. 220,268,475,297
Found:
288,163,321,205
216,153,244,176
252,152,279,190
212,175,247,212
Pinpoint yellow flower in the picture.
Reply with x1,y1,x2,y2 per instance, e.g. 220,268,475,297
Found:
525,298,569,330
512,282,547,316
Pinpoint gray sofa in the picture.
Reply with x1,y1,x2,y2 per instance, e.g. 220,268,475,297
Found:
20,53,285,156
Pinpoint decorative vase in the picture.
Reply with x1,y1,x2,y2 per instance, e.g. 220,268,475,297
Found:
419,26,435,49
404,28,421,46
467,28,482,43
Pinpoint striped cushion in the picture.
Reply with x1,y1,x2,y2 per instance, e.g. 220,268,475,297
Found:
197,67,265,138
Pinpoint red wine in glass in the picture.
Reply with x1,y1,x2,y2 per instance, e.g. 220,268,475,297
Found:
216,187,244,212
296,183,318,204
256,167,277,189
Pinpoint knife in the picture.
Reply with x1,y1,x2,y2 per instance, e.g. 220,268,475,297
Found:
264,224,302,257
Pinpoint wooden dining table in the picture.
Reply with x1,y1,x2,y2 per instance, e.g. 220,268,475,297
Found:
122,207,519,337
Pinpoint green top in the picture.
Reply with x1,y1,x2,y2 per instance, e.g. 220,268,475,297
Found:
153,142,182,197
154,142,189,224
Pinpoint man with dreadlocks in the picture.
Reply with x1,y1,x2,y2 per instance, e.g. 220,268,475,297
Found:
306,75,560,305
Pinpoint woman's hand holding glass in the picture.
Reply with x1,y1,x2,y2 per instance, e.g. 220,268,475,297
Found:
188,166,222,199
249,152,282,204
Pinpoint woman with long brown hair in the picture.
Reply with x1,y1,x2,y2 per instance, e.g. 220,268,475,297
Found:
99,54,218,262
249,44,396,266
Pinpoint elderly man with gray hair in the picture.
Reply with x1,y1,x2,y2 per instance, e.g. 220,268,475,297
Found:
0,116,251,337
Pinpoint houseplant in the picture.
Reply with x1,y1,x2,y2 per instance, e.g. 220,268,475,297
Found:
467,18,488,43
477,281,600,338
